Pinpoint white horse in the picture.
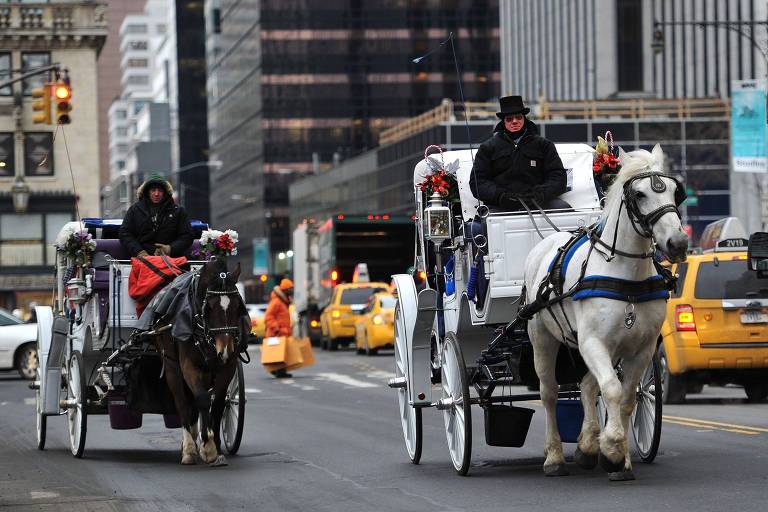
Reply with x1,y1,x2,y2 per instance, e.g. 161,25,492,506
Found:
524,145,688,480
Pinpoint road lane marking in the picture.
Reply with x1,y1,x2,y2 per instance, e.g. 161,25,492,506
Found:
663,415,768,433
24,398,35,405
245,388,261,393
31,491,60,499
315,372,378,388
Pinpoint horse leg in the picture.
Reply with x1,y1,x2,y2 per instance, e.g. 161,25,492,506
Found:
181,367,218,464
574,371,599,469
532,327,568,477
609,343,656,481
579,336,626,473
155,335,198,465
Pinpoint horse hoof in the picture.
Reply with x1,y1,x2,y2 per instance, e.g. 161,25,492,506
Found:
598,452,625,473
608,470,635,482
574,447,598,470
543,463,569,477
209,455,228,467
181,454,196,465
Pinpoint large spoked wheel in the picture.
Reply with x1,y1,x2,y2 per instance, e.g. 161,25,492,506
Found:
632,351,662,463
35,367,46,450
222,360,246,455
66,351,87,458
440,332,472,476
394,304,422,464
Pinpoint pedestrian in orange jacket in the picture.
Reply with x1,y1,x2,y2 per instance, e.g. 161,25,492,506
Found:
264,278,294,378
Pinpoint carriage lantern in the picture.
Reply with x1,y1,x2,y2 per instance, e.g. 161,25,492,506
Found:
66,277,88,304
424,191,452,244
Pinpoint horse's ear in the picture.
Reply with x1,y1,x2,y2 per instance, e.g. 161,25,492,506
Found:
618,146,629,164
231,261,241,282
651,144,664,165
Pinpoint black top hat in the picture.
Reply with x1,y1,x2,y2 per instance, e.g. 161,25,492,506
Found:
496,95,530,118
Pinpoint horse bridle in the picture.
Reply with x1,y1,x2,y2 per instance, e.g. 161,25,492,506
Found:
193,271,244,362
591,171,686,260
623,172,686,238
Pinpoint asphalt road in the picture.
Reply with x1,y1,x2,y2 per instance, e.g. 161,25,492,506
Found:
0,347,766,512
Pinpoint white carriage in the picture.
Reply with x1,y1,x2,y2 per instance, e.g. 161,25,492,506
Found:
33,219,245,458
389,144,662,475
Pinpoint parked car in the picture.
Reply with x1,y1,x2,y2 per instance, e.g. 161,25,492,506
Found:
246,303,268,341
660,224,768,403
354,292,396,355
320,282,389,350
0,308,38,379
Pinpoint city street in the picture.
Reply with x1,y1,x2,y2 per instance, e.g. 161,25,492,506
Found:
1,348,766,512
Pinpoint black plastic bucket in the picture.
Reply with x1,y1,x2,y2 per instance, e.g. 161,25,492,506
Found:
484,405,535,447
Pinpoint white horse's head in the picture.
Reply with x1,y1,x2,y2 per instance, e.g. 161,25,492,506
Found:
605,145,689,262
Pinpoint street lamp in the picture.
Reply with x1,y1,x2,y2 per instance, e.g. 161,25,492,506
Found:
11,176,30,213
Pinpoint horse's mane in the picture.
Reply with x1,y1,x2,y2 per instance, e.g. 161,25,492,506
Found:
601,147,663,222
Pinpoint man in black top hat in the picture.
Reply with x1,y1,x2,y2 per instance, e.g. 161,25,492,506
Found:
469,95,568,211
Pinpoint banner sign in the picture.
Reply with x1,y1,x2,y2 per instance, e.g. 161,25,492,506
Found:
731,79,767,173
252,237,269,275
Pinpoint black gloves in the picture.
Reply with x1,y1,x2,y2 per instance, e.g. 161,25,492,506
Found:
497,192,522,211
531,186,549,204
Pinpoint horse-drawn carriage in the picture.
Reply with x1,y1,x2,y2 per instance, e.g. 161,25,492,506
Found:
34,218,247,463
390,143,688,479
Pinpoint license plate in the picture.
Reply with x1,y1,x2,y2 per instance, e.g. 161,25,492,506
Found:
740,311,768,324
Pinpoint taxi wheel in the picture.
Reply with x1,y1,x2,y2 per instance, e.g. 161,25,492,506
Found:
659,347,686,404
328,339,339,351
744,382,768,403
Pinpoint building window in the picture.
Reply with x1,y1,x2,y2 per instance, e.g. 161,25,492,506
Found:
127,58,149,68
129,41,148,51
21,52,51,96
0,214,44,266
0,53,11,96
24,132,53,176
0,133,14,177
45,213,72,265
125,24,148,34
116,109,127,120
126,75,149,85
616,0,643,91
156,23,167,34
116,127,128,137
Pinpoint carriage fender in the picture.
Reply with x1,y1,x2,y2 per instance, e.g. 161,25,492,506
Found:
392,274,433,406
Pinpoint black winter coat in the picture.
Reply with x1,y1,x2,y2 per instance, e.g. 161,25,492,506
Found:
118,198,194,257
469,119,566,205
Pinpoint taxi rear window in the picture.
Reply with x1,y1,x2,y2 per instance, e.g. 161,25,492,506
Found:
694,260,768,299
340,287,386,305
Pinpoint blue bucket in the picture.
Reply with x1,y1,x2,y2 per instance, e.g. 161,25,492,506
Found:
556,399,584,443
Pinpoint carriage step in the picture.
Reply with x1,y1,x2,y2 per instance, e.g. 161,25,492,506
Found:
28,380,40,390
387,377,407,389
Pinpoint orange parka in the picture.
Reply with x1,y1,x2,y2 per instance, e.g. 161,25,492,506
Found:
264,286,291,337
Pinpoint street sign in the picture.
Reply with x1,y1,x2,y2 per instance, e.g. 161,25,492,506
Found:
731,79,767,173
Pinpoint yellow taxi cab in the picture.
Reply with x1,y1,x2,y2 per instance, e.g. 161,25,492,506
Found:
246,303,267,340
320,282,389,351
659,218,768,403
354,292,397,355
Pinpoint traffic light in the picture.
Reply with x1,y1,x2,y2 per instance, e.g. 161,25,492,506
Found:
53,81,72,125
31,84,52,124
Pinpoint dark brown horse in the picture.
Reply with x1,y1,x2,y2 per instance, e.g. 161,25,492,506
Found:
155,256,247,465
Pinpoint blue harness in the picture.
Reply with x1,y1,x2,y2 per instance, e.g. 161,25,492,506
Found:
551,232,670,303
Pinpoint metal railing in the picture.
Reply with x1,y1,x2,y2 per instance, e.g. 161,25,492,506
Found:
378,97,731,147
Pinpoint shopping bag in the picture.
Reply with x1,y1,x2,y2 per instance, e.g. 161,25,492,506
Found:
293,337,315,369
260,336,288,364
283,337,306,371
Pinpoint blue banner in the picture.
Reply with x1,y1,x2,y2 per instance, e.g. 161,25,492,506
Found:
252,238,269,275
731,79,767,173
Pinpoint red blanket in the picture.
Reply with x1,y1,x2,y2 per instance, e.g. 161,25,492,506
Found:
128,255,188,317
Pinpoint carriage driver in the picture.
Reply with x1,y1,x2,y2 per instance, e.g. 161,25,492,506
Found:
469,95,569,211
118,173,194,258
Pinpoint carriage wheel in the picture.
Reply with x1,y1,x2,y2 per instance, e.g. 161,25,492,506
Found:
35,368,47,450
632,351,662,463
441,332,472,476
222,360,246,455
394,304,422,464
66,351,87,458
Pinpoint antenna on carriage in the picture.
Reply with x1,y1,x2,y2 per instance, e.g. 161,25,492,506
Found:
412,32,474,157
